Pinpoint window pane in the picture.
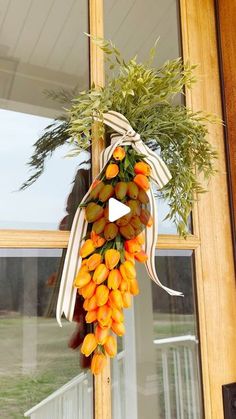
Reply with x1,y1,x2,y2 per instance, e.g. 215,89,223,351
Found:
104,0,193,235
0,248,93,419
0,0,90,230
112,250,203,419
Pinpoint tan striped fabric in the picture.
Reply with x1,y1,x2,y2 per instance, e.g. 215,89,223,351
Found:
56,111,183,327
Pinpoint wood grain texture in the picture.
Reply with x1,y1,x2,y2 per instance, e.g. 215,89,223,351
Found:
216,0,236,242
89,2,112,419
180,0,236,418
89,0,105,180
0,230,70,248
0,230,200,250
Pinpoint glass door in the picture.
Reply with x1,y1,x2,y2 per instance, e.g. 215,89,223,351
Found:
104,1,204,417
0,1,93,418
111,251,203,419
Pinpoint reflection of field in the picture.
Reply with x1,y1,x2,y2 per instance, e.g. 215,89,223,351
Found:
153,313,196,339
0,314,197,419
0,316,82,419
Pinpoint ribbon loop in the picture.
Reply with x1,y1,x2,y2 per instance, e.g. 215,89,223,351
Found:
56,110,183,326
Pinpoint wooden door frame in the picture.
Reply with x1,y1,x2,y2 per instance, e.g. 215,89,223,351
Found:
180,1,236,418
215,0,236,260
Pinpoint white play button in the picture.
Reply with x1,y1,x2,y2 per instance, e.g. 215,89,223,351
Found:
108,198,131,222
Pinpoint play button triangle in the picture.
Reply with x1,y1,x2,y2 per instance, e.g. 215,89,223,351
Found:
108,198,131,222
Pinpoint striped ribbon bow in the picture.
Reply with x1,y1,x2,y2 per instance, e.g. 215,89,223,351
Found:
56,111,183,327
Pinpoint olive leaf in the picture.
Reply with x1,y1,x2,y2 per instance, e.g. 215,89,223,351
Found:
21,37,218,236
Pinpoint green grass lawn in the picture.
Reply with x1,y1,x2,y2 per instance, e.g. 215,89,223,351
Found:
153,312,196,339
0,316,82,419
0,313,197,418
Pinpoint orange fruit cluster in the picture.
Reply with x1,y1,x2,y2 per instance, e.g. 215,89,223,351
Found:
74,146,153,375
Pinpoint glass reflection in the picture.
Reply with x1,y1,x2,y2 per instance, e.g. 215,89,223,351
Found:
112,250,203,419
0,0,90,230
104,0,192,235
0,249,93,419
0,109,90,230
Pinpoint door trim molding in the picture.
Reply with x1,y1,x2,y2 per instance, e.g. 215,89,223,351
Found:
180,0,236,417
89,2,112,419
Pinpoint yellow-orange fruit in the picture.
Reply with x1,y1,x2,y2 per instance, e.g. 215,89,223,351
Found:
89,181,104,200
80,239,95,258
119,264,130,282
106,163,119,179
133,174,150,191
111,321,125,336
108,269,122,290
127,182,139,199
97,304,112,327
122,291,132,308
119,224,136,240
130,215,142,230
96,284,109,306
115,182,128,200
136,232,145,245
91,352,107,375
93,263,109,284
134,250,148,263
124,238,142,254
116,212,132,227
104,223,118,241
85,309,97,323
74,269,91,289
78,264,89,273
109,289,123,309
87,253,102,271
124,251,135,264
80,280,97,299
104,335,117,357
85,202,104,223
99,184,114,202
113,146,126,161
134,161,151,176
81,259,88,266
87,295,98,311
123,260,136,279
81,333,97,357
105,249,120,270
127,200,141,216
140,208,153,226
130,278,140,296
95,325,109,345
111,307,124,323
83,298,90,311
92,217,106,234
119,278,129,292
91,231,106,248
103,207,109,220
138,189,149,204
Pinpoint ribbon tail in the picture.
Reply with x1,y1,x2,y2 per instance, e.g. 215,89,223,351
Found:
144,188,184,297
56,205,88,326
56,138,126,327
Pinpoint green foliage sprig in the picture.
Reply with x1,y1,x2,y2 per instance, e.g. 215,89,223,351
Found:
22,38,218,235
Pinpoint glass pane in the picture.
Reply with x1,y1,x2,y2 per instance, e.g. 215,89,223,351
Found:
104,0,193,235
0,249,93,419
0,0,90,230
112,250,203,419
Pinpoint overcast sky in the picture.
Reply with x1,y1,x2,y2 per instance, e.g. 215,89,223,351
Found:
0,108,177,233
0,108,89,230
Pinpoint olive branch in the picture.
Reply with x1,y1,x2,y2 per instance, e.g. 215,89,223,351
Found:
21,37,218,236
